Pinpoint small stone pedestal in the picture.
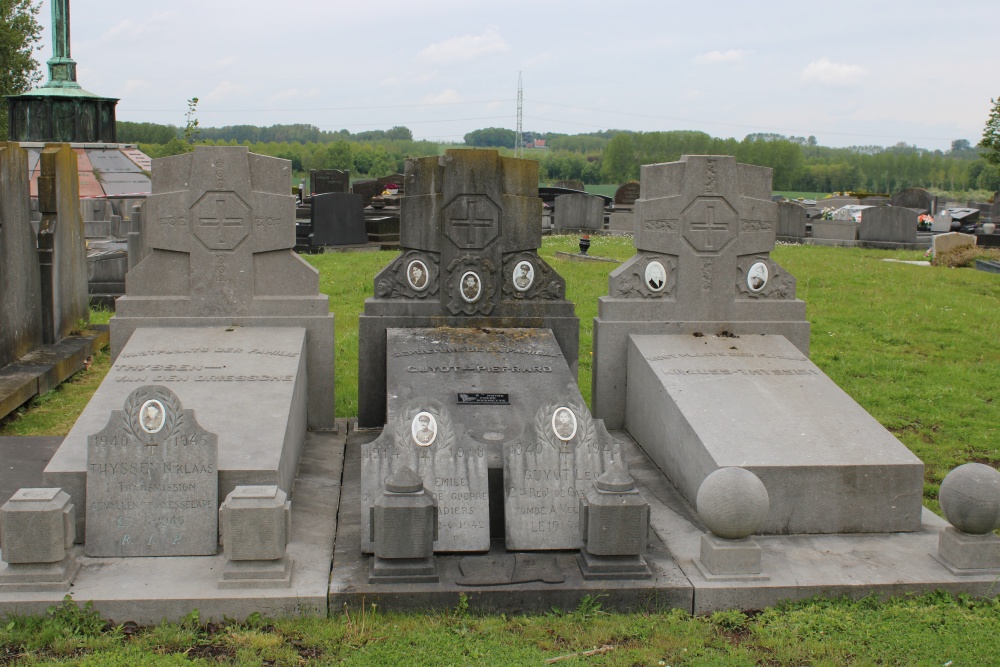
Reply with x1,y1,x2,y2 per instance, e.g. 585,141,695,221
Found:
369,467,438,583
936,528,1000,575
693,467,769,579
577,465,651,580
218,485,292,589
0,488,79,591
697,534,764,578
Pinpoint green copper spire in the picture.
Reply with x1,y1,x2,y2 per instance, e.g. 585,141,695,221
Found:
44,0,80,89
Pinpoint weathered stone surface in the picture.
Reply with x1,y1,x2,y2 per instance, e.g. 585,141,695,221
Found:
554,193,604,231
810,218,858,240
110,146,334,428
37,144,88,344
937,527,1000,571
0,143,44,368
859,206,918,244
86,385,218,557
219,485,290,561
0,488,74,564
696,467,769,539
776,201,807,239
310,169,350,195
504,396,624,550
310,192,366,246
892,187,936,213
625,334,924,534
579,464,649,556
698,534,763,576
938,463,1000,535
592,156,809,428
45,327,307,540
358,149,578,427
608,210,635,232
614,181,641,207
932,231,976,256
361,399,488,553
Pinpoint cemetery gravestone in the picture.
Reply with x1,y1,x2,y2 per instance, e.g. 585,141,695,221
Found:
310,192,367,246
591,155,809,428
85,385,218,557
554,180,585,191
357,149,578,428
109,146,334,428
859,205,918,244
310,169,350,195
614,181,641,207
37,143,89,344
361,399,489,553
0,143,44,368
810,218,857,241
554,193,604,231
892,187,936,213
776,201,807,240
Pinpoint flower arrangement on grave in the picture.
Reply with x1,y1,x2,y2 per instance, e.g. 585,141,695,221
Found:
918,214,933,231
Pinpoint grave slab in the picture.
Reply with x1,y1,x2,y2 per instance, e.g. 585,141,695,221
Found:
44,327,307,540
625,333,924,534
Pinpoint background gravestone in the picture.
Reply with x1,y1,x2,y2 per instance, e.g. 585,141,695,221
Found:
554,193,604,231
357,149,578,428
86,385,218,557
891,187,936,213
361,399,489,553
310,169,350,195
614,181,641,207
310,192,367,246
553,180,585,191
37,143,89,344
109,146,334,428
0,143,44,368
859,205,918,244
776,201,807,240
591,155,810,428
504,396,624,549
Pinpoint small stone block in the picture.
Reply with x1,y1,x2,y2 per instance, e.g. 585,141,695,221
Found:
218,557,292,589
698,533,763,576
0,488,74,564
0,553,80,592
368,556,439,584
576,548,651,580
936,527,1000,573
220,485,290,562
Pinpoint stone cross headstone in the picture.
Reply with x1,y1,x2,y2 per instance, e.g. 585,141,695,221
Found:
86,385,218,557
591,155,810,428
110,146,334,428
361,399,488,553
357,149,578,428
504,395,624,550
0,143,44,368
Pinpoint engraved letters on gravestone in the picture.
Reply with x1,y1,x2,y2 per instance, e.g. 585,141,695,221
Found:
86,385,218,557
504,398,625,550
361,399,489,553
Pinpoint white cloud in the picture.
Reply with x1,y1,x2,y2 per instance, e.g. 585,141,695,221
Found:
694,49,751,64
202,81,247,104
422,89,463,105
801,58,866,85
418,28,508,64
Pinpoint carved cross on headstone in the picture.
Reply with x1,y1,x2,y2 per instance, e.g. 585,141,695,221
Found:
690,203,730,249
450,199,495,247
198,197,246,249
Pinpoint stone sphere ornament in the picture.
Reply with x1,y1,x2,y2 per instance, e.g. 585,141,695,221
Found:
696,467,770,540
939,463,1000,535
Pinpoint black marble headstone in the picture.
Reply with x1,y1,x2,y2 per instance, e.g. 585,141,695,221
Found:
311,192,368,246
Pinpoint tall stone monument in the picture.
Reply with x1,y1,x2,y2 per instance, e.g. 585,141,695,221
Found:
357,149,578,428
591,155,810,428
110,146,334,427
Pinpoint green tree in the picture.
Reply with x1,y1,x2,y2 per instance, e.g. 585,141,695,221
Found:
601,133,637,183
0,0,43,140
183,97,200,148
978,96,1000,165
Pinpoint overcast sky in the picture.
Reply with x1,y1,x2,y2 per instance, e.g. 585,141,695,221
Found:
35,0,999,150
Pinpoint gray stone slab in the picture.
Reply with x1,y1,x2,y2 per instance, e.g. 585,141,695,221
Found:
608,210,635,232
361,400,490,553
625,334,924,534
504,397,625,550
554,193,604,231
110,146,334,428
810,218,858,240
591,155,809,429
385,328,578,452
85,385,219,557
96,172,152,196
932,231,976,256
859,206,918,244
1,430,343,622
0,437,64,506
310,169,349,195
892,187,936,212
45,327,307,540
0,143,44,368
85,149,142,174
776,201,807,239
358,150,578,428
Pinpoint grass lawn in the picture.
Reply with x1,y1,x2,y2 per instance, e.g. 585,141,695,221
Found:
1,237,998,664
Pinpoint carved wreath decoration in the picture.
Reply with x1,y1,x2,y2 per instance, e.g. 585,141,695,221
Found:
444,255,497,315
375,250,440,299
501,252,565,301
120,385,186,444
534,398,595,453
736,255,794,299
613,254,677,299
